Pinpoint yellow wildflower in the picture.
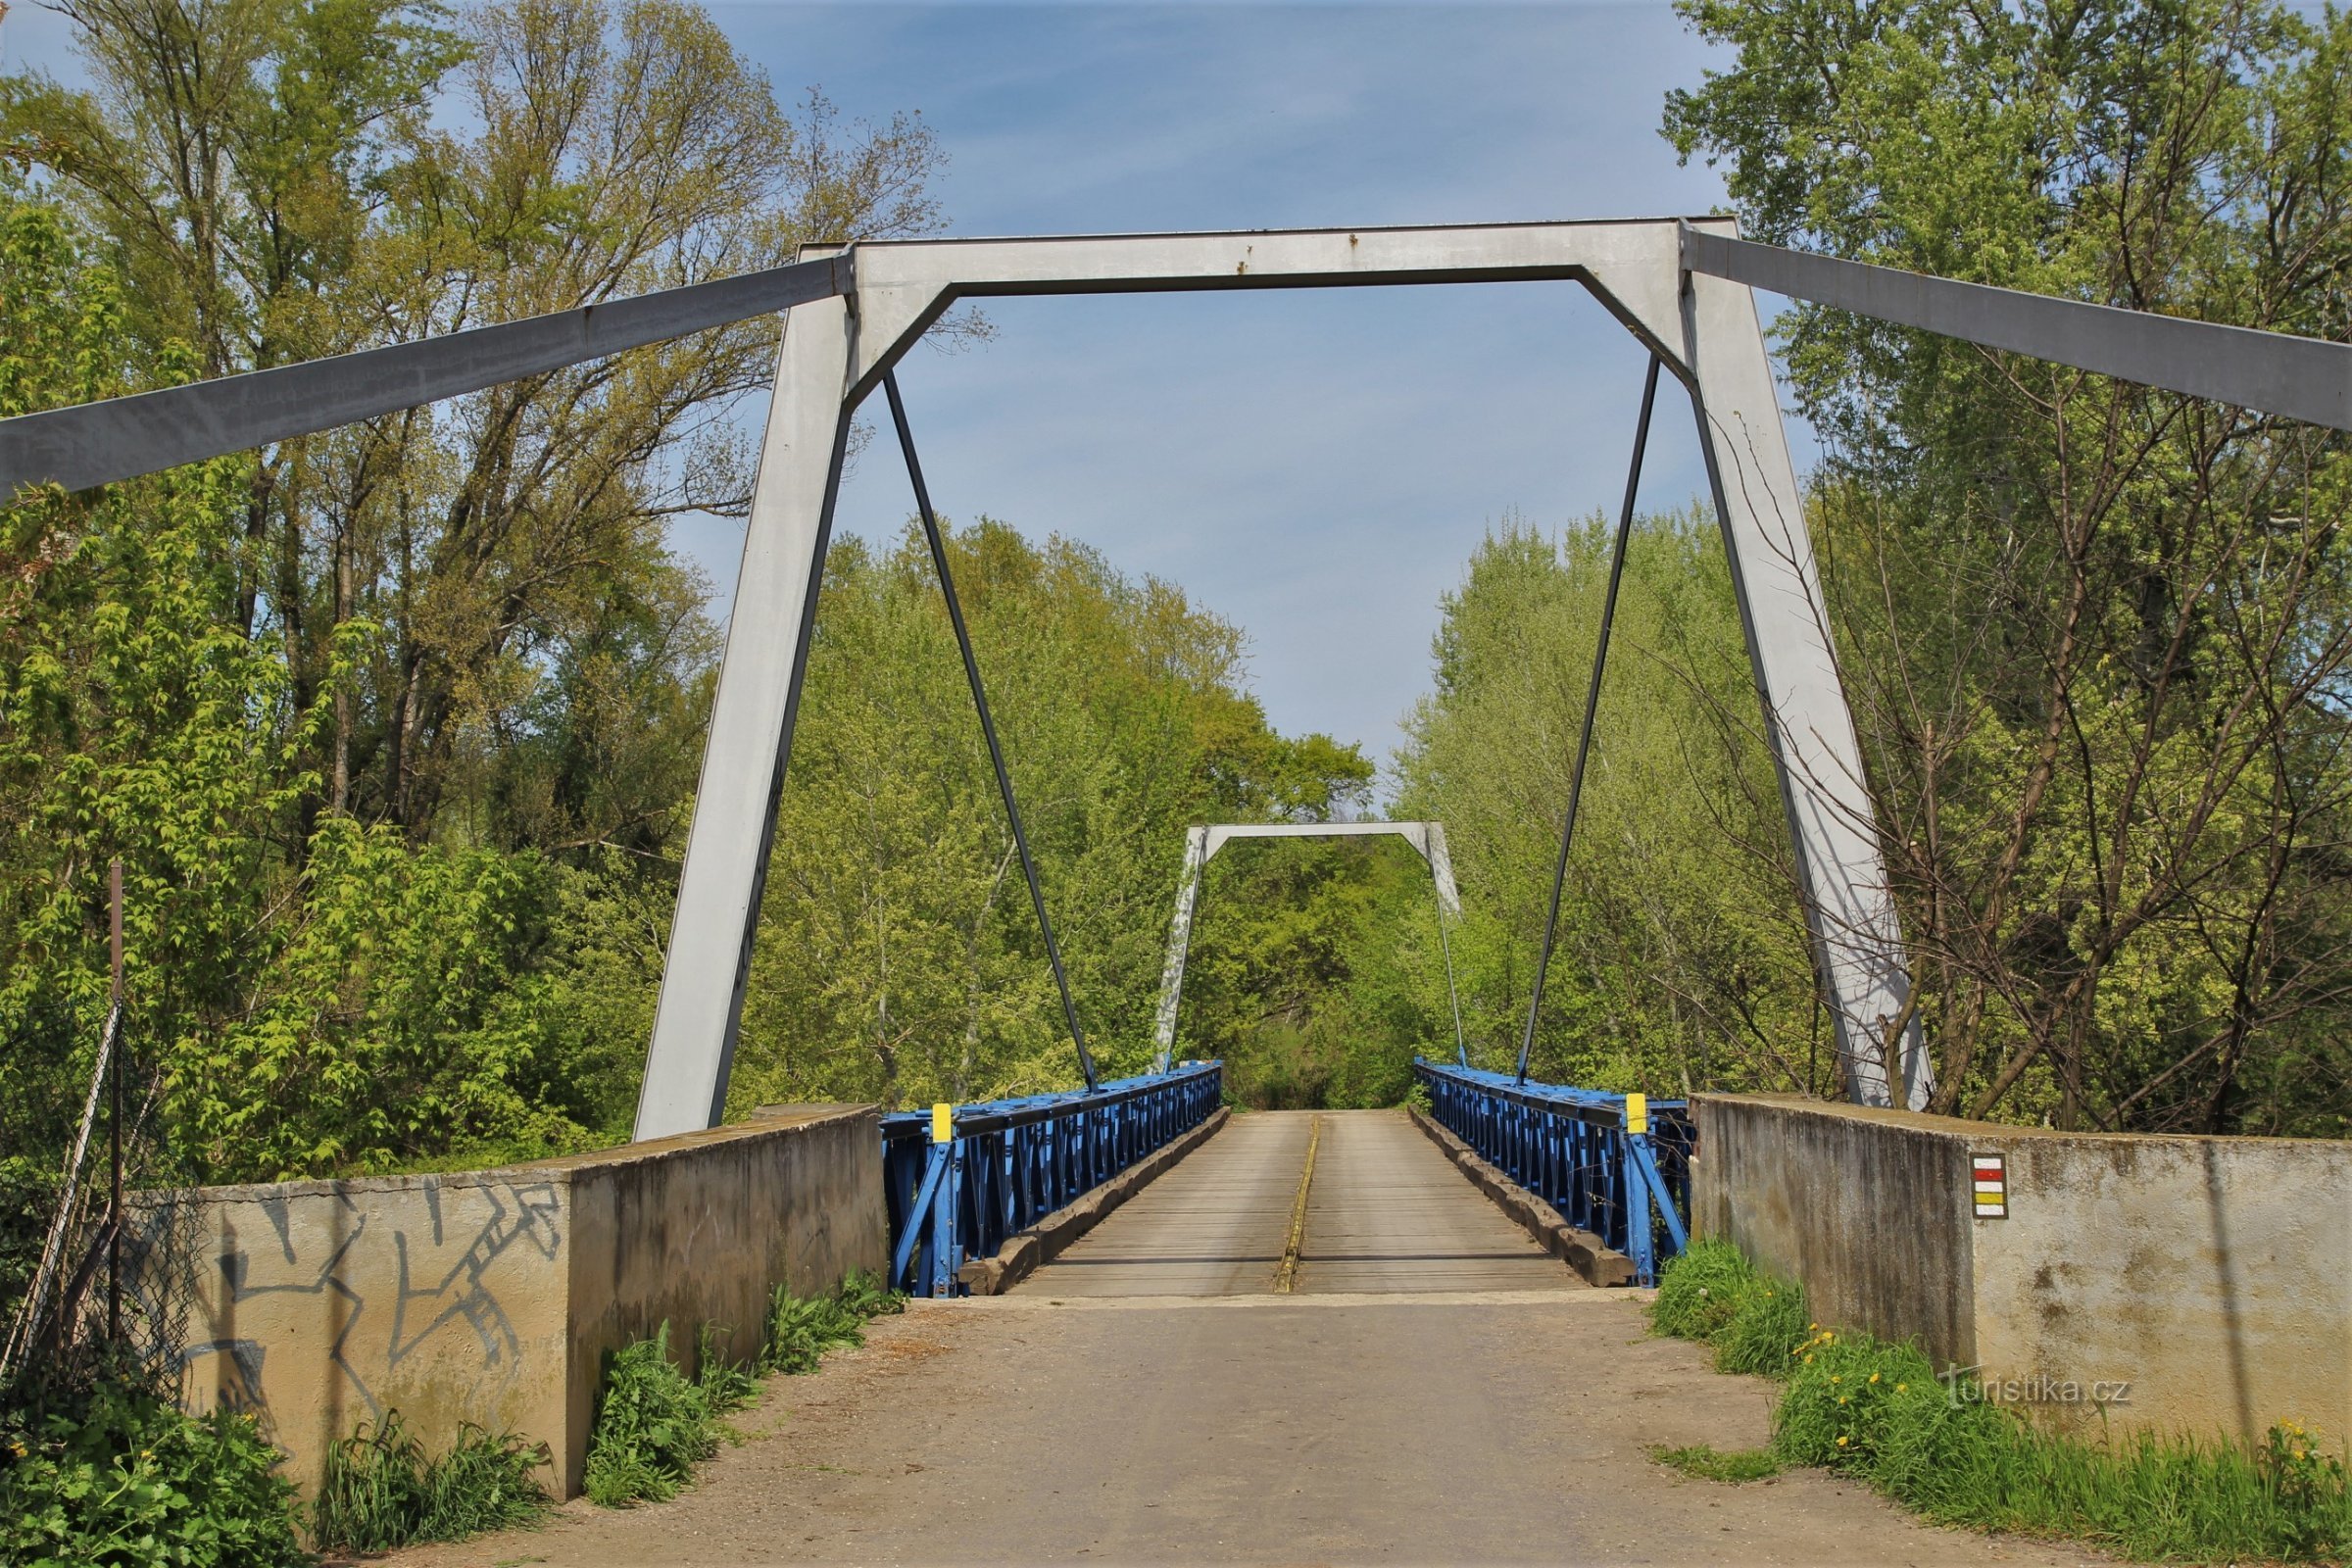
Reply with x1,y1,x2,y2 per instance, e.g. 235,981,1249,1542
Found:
1838,1396,1849,1406
1895,1384,1907,1394
1837,1436,1850,1447
1831,1375,1841,1384
1869,1373,1881,1384
1809,1323,1819,1331
1804,1354,1815,1364
2295,1447,2309,1460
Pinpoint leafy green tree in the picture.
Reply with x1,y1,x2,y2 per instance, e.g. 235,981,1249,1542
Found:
1371,513,1823,1102
730,521,1373,1111
1667,0,2352,1132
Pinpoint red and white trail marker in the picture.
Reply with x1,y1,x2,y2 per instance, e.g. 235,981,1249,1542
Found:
1971,1153,2009,1219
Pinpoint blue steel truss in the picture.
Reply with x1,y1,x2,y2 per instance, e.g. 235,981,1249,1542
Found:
882,1062,1223,1297
1415,1058,1692,1285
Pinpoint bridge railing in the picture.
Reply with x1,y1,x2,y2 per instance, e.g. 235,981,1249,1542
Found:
882,1061,1223,1297
1413,1058,1691,1285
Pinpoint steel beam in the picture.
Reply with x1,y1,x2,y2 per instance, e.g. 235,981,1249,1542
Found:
630,264,858,1141
1683,225,2352,432
1681,253,1933,1109
0,255,850,496
842,221,1697,395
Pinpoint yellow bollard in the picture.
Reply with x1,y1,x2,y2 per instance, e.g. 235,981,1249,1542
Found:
932,1102,954,1144
1626,1092,1647,1134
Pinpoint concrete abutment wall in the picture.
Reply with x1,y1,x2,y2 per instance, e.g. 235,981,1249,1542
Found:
130,1102,884,1498
1691,1094,2352,1446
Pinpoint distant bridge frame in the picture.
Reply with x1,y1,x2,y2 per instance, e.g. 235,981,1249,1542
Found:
1149,821,1466,1074
12,218,2346,1137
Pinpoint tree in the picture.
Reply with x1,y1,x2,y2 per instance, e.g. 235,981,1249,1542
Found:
1666,0,2352,1132
730,521,1374,1111
5,0,951,854
1382,513,1823,1102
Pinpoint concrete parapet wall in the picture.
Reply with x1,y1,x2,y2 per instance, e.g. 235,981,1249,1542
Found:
1691,1094,2352,1446
131,1103,883,1499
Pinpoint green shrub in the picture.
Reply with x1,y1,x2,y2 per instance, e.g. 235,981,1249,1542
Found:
761,1270,905,1376
1713,1274,1809,1376
0,1376,303,1567
1778,1324,2352,1561
1646,1237,1807,1374
582,1321,725,1508
584,1274,907,1509
1651,1245,2352,1561
311,1410,549,1551
760,1289,865,1375
693,1322,760,1413
835,1267,906,1323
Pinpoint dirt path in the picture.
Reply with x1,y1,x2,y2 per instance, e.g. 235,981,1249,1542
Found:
377,1112,2100,1566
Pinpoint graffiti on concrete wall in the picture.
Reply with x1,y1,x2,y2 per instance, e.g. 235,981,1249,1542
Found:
134,1178,564,1435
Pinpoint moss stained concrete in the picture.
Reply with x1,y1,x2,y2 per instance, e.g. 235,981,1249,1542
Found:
1691,1094,2350,1446
130,1102,883,1497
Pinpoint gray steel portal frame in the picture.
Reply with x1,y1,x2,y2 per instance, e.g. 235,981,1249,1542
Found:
33,218,2337,1132
630,218,1935,1138
1149,821,1465,1074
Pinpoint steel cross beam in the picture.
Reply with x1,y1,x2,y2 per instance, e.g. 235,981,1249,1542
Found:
1149,820,1467,1074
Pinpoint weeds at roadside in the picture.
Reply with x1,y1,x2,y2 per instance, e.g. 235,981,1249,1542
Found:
1650,1241,2352,1562
835,1267,905,1322
313,1411,550,1551
1648,1443,1784,1483
0,1367,303,1567
762,1268,904,1375
583,1322,726,1507
585,1271,908,1507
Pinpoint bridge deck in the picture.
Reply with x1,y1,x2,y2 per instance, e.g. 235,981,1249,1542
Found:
1010,1108,1578,1296
379,1107,2100,1567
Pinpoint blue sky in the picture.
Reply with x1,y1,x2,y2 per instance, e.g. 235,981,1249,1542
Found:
752,2,1752,779
2,0,1756,778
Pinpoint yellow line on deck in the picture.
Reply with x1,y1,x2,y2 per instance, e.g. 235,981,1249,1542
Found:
1273,1113,1324,1294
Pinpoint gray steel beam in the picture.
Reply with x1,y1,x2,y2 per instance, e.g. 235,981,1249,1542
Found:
1682,225,2352,432
844,221,1697,396
0,254,850,495
631,265,858,1142
1681,253,1933,1109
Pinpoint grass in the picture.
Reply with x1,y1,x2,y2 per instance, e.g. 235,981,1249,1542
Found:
1649,1443,1784,1483
759,1284,870,1375
585,1271,906,1508
1649,1239,2352,1562
312,1411,550,1552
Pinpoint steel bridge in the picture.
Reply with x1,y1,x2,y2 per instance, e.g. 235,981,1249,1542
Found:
7,225,2344,1556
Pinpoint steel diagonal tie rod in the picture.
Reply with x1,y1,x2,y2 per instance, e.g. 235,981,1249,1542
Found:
0,254,850,495
1517,356,1662,1085
883,370,1100,1091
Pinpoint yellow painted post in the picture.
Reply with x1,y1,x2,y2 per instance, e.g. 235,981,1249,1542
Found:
1626,1092,1647,1134
931,1102,954,1144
